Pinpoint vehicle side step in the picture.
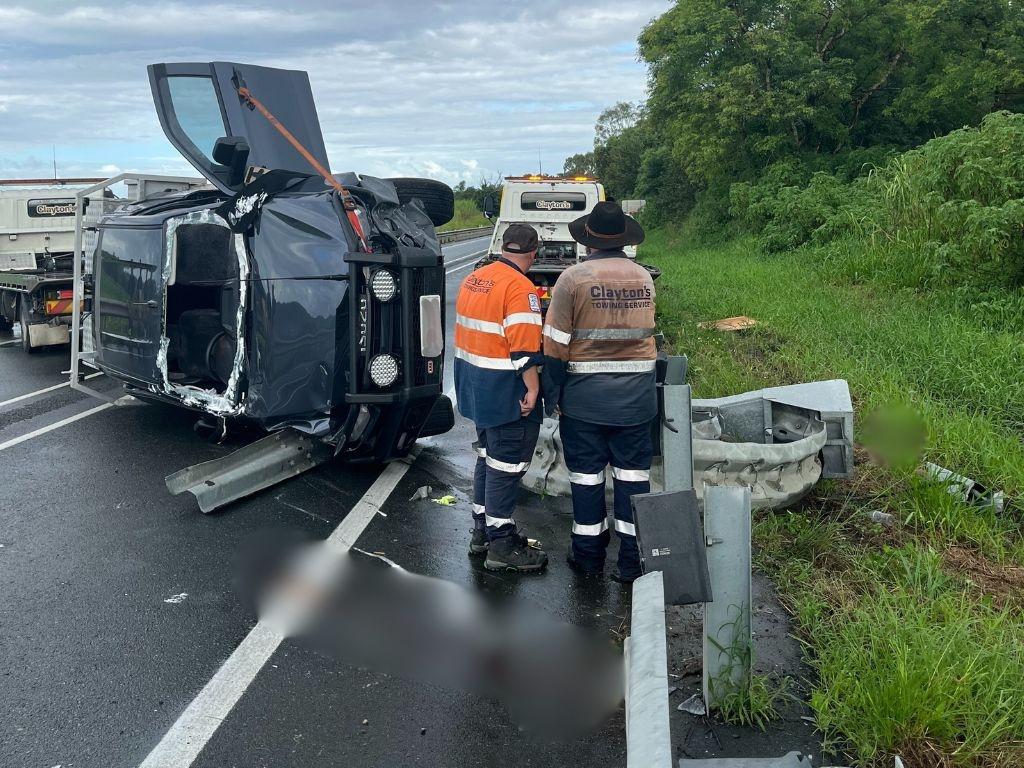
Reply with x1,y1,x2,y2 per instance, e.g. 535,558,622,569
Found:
165,428,332,514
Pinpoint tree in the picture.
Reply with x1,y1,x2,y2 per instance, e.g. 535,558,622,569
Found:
637,0,1024,189
594,102,643,146
562,152,596,177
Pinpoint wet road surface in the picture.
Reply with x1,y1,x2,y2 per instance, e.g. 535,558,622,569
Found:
0,235,820,767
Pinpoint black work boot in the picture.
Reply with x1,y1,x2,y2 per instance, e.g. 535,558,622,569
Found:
484,534,548,572
468,528,488,556
566,546,603,577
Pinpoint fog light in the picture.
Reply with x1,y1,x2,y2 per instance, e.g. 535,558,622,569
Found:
368,353,399,387
370,269,398,302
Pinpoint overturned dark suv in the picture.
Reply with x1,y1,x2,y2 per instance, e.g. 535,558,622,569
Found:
87,62,455,461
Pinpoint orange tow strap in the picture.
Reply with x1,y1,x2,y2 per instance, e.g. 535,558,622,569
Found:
235,85,369,252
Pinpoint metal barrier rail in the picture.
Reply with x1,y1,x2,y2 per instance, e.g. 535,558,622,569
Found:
437,225,492,245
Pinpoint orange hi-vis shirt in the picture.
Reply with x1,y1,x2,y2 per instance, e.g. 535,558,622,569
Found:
454,257,544,428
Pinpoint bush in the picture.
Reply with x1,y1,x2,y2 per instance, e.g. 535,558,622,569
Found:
735,111,1024,294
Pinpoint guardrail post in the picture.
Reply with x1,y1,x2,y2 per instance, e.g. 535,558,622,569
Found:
702,485,753,711
626,571,673,768
661,354,693,493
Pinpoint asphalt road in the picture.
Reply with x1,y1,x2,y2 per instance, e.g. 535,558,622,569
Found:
0,235,821,767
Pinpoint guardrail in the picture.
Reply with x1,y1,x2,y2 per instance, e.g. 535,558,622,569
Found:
437,225,492,245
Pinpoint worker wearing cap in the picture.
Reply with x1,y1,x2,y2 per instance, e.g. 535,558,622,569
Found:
455,224,548,573
542,202,656,583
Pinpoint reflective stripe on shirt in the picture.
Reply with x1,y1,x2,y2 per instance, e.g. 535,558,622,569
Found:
504,312,542,328
543,325,572,345
455,348,517,370
572,327,657,341
567,359,657,374
457,314,505,336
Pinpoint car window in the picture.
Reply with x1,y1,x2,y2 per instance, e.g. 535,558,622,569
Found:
166,76,226,162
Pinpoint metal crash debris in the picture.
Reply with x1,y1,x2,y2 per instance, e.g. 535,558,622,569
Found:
525,378,854,509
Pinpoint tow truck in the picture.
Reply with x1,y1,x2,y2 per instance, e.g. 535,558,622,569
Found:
0,179,108,353
480,175,658,307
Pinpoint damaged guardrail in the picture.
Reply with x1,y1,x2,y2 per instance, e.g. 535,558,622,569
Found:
621,357,856,766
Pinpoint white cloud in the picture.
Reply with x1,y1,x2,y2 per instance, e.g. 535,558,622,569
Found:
0,0,671,184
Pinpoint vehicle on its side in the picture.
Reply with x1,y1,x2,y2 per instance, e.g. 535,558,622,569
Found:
480,175,658,307
81,61,455,462
0,180,109,352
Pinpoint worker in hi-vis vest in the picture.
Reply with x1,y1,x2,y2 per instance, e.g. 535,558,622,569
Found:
454,224,548,573
542,202,656,584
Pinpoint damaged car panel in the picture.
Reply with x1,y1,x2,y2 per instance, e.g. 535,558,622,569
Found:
86,62,455,464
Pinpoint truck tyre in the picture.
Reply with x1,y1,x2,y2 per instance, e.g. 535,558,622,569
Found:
0,291,15,332
19,296,37,354
386,178,455,227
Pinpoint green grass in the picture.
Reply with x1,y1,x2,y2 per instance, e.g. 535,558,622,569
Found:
643,226,1024,767
436,198,490,232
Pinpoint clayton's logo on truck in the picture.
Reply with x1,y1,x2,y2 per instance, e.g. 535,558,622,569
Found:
520,192,587,212
27,199,76,218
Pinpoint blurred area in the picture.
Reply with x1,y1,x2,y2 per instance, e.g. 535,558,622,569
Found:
239,537,624,739
859,402,927,472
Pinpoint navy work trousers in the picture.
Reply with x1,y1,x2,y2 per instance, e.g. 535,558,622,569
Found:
472,417,541,541
561,415,653,578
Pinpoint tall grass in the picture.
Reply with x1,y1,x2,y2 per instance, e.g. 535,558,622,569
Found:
729,111,1024,317
642,225,1024,767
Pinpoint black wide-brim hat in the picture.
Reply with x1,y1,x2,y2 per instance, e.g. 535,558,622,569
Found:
569,200,645,250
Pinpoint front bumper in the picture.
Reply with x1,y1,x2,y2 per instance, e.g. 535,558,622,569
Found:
341,245,448,461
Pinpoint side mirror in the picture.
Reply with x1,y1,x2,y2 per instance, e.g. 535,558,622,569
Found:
482,194,496,220
213,136,251,188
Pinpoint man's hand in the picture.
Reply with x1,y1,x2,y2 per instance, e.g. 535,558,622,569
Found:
520,388,538,417
520,366,540,416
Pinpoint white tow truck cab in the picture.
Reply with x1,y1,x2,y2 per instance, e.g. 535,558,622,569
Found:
482,175,645,306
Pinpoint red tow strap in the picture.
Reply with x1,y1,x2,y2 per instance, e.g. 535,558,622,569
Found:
235,85,369,252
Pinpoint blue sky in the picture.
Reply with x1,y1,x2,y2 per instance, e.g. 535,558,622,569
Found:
0,1,669,185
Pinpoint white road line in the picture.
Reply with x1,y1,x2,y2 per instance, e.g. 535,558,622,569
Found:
0,339,18,347
444,249,486,276
0,372,103,410
138,446,422,768
0,402,113,453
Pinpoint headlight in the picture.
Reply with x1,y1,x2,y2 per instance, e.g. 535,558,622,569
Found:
370,269,398,302
368,353,400,387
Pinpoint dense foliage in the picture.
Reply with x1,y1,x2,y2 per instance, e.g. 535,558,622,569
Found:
732,111,1024,313
573,0,1024,226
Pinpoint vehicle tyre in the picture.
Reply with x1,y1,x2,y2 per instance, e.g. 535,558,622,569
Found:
386,177,455,227
19,296,37,354
0,291,16,331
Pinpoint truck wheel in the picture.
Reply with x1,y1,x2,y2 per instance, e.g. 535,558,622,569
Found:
19,297,37,354
387,178,455,227
0,291,15,331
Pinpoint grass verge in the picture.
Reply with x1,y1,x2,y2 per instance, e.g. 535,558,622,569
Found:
644,226,1024,767
436,198,490,232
